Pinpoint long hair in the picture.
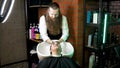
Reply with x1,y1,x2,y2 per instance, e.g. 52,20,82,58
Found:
45,2,62,35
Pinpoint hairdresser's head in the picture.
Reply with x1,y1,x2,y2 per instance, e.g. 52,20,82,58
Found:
47,2,61,19
46,2,62,35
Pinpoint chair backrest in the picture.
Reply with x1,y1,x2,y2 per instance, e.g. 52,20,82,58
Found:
114,46,120,59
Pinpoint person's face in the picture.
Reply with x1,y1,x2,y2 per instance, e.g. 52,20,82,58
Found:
48,7,59,20
51,42,61,54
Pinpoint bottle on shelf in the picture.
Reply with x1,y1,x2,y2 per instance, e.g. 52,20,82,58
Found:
113,34,119,44
92,11,98,24
111,32,115,44
34,24,40,40
29,23,32,39
89,52,95,68
31,23,35,39
93,29,98,47
87,10,92,24
115,34,119,44
88,34,93,47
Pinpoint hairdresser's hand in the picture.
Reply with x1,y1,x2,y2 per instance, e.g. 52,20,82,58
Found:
46,39,53,44
53,41,59,45
56,39,64,44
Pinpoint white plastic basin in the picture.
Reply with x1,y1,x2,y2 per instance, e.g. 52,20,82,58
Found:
36,41,74,60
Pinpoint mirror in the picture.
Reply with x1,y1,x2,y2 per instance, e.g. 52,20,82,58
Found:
0,0,15,23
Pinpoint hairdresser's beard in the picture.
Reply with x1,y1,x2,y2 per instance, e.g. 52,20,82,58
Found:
47,16,61,35
50,17,57,22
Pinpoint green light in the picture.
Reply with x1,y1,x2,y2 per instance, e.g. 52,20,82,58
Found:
103,14,108,44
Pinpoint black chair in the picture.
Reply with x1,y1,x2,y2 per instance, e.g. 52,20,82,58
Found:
114,46,120,60
113,46,120,68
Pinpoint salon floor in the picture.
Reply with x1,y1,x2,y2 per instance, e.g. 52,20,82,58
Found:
1,62,28,68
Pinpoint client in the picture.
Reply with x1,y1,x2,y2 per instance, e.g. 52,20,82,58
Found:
37,42,80,68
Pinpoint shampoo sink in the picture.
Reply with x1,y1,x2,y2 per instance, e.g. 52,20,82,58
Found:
36,41,74,60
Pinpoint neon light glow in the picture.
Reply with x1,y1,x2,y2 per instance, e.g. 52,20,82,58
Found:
1,0,15,23
102,14,108,44
0,0,7,15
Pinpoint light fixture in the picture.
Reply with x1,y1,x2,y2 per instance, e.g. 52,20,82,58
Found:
0,0,15,23
102,13,108,44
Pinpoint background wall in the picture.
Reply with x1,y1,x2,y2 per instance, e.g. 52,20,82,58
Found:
53,0,84,66
0,0,28,67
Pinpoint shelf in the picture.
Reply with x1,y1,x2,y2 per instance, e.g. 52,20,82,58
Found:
85,44,120,52
109,22,120,26
105,43,120,49
85,46,99,52
30,39,43,43
25,0,52,67
29,5,49,8
84,0,120,67
86,23,99,27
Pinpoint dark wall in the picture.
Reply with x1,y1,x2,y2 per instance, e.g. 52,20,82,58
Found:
0,0,27,66
52,0,84,66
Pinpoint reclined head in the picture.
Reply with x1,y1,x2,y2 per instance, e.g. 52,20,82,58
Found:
50,42,62,56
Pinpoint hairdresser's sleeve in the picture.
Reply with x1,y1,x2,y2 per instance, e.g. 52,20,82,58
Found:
60,16,69,41
39,15,50,41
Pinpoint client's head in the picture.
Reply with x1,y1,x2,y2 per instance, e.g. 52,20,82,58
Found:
50,42,62,56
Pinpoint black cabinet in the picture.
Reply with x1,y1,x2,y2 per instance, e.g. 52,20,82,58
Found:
83,0,120,68
29,0,52,6
25,0,52,68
